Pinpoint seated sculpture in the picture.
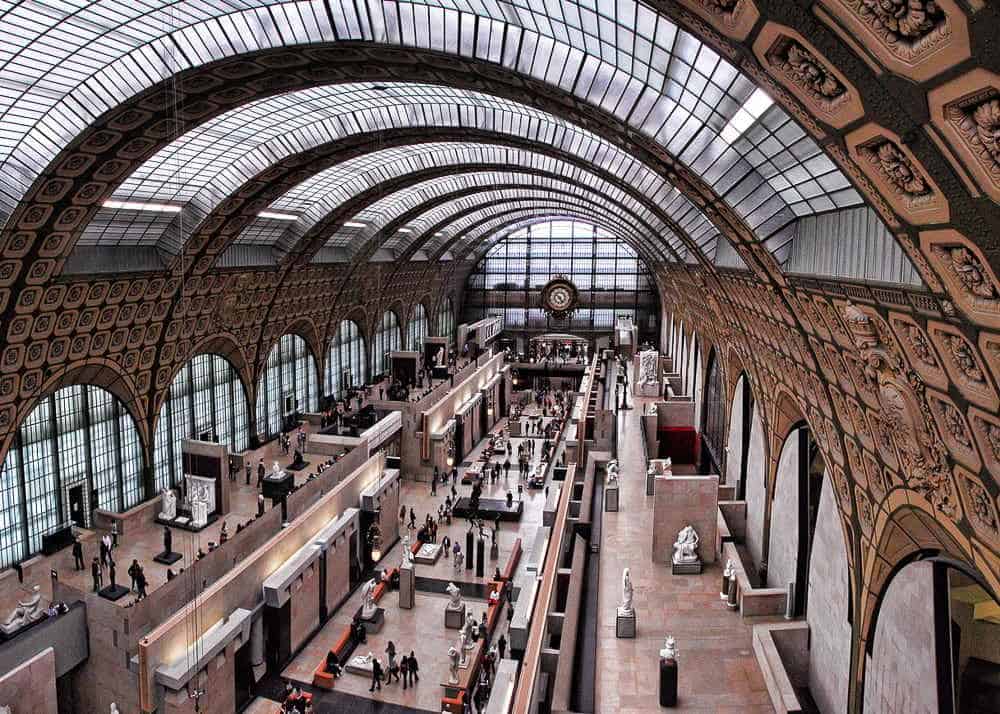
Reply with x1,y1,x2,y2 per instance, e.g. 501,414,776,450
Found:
0,586,45,636
672,525,700,565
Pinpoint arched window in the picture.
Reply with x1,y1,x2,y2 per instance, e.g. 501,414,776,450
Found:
326,320,367,399
257,334,319,439
0,385,144,568
154,354,249,491
408,303,428,350
370,310,401,378
437,298,456,343
701,349,725,475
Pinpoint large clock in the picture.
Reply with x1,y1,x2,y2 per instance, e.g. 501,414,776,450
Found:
540,277,579,320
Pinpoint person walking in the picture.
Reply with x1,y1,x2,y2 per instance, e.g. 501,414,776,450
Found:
400,653,410,689
256,458,265,489
136,568,148,600
408,651,419,683
369,658,383,692
385,641,399,683
72,537,84,571
498,633,507,659
245,462,252,486
128,559,141,592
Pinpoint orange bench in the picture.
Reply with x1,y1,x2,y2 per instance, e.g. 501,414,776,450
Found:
442,689,465,713
312,629,354,689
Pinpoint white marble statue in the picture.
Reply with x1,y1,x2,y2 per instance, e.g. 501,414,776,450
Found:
400,535,414,568
460,612,476,650
619,568,634,615
672,525,700,565
723,559,735,579
660,636,677,660
445,581,463,610
0,705,12,714
0,586,45,635
360,578,378,619
159,488,177,520
435,347,445,367
190,500,208,529
447,646,460,684
110,705,120,714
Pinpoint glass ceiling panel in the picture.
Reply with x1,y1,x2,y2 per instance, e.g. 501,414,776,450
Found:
236,148,673,253
76,83,703,256
0,0,863,261
386,195,671,261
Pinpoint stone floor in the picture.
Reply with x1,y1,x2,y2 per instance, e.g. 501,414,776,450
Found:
282,410,548,710
594,391,775,713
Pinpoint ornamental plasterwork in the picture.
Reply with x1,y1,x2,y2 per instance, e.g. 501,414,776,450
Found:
842,302,960,520
673,0,760,40
927,322,999,411
929,70,1000,203
956,467,1000,549
926,390,981,472
888,313,948,391
922,230,1000,329
754,25,864,129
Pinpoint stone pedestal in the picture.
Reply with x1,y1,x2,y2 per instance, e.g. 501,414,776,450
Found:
651,474,718,566
726,578,739,610
659,657,678,707
153,551,182,565
476,539,485,578
445,603,466,630
358,607,385,634
399,564,415,609
616,608,636,638
671,558,703,575
98,584,130,601
605,484,619,512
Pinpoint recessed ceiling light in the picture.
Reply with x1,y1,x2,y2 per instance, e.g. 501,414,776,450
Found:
397,228,412,234
258,211,298,221
343,221,367,228
103,199,181,213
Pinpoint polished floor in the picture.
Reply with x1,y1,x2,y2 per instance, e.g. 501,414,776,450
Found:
594,392,775,713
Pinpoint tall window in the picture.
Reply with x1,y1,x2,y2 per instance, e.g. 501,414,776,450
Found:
437,298,456,343
408,303,428,350
463,220,657,338
370,310,401,378
326,320,367,400
701,349,726,475
154,354,249,491
256,334,319,439
0,385,144,568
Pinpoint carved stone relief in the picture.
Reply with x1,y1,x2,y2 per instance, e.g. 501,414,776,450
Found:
926,389,981,472
922,230,1000,329
927,322,998,411
956,467,1000,550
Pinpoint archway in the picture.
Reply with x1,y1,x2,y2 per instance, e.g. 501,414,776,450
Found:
256,334,320,440
700,348,726,476
725,372,756,499
325,320,367,401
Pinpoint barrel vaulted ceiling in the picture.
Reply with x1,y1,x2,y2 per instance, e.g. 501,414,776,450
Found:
0,3,999,710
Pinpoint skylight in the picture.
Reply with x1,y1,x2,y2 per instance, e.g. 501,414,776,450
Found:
103,200,181,213
720,88,775,144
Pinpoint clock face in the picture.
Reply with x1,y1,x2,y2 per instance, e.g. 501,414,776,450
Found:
541,277,579,319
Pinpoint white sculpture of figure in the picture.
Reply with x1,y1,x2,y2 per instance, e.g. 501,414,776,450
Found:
672,525,700,565
447,646,461,684
0,705,12,714
360,578,378,619
620,569,634,615
445,582,463,610
159,488,177,520
110,705,120,714
190,500,208,529
460,613,476,650
639,349,658,384
660,636,678,660
435,347,445,367
723,559,735,579
400,535,414,569
0,585,44,635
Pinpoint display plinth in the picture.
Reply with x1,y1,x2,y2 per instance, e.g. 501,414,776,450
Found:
356,607,385,634
616,608,636,638
153,550,182,565
605,485,619,512
659,657,678,707
413,542,442,565
445,604,466,630
98,584,130,601
399,565,415,609
672,559,702,575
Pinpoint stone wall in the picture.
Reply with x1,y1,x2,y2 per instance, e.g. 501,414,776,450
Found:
651,474,718,565
767,431,800,591
863,561,938,714
289,561,321,654
744,407,767,579
806,476,851,714
0,647,57,714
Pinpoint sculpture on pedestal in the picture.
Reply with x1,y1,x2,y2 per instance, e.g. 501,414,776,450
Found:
638,349,659,384
620,568,634,615
159,488,176,521
163,526,172,555
400,535,414,568
672,526,700,565
360,578,378,619
660,636,677,660
447,646,460,684
0,586,45,636
435,347,445,367
446,582,463,611
460,612,476,650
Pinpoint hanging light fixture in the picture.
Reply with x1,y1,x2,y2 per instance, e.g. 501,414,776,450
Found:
368,521,383,563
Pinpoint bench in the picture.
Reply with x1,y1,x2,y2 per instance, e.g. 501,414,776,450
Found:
442,690,465,713
501,538,522,581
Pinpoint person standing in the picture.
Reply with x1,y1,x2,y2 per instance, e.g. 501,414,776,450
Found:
498,633,507,659
99,535,108,567
257,493,265,517
128,559,141,592
245,462,252,486
385,641,399,683
136,569,148,600
400,652,410,689
91,557,102,592
72,537,84,571
256,458,265,488
408,651,419,683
